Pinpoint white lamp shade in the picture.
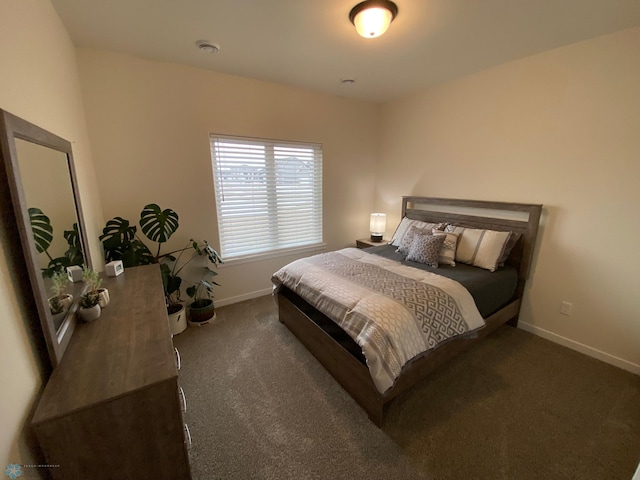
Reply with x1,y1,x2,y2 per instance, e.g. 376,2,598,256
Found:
369,213,387,234
353,7,393,38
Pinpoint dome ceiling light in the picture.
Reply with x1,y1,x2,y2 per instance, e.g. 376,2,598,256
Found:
349,0,399,39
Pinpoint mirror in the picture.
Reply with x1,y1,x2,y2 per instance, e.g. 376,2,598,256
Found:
0,109,92,368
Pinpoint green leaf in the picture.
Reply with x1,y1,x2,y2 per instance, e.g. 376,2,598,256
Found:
139,204,179,244
120,239,154,267
160,263,181,297
203,242,223,265
28,208,53,254
64,223,84,266
100,217,137,248
100,217,150,267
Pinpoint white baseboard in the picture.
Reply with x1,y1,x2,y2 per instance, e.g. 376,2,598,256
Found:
215,288,273,308
518,322,640,376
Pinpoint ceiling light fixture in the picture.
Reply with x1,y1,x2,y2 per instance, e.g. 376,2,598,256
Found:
349,0,398,39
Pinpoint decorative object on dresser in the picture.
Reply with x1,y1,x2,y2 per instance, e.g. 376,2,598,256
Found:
105,259,124,277
32,265,192,479
77,266,103,322
274,196,542,426
77,291,101,322
66,264,83,282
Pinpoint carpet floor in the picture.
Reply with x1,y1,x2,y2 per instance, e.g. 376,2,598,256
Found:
173,295,640,480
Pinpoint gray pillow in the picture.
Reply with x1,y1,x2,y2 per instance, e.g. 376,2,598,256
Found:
396,225,431,255
406,232,446,268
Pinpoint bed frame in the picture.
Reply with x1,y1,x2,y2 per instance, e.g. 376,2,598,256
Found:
278,196,542,426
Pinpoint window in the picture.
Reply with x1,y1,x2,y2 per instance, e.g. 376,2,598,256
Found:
210,135,323,260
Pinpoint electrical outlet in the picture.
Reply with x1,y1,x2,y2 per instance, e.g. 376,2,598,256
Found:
560,301,573,316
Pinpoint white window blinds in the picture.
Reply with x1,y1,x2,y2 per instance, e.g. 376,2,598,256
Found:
210,135,323,260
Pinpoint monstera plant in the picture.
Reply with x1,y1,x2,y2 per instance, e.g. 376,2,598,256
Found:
29,207,84,278
99,203,222,312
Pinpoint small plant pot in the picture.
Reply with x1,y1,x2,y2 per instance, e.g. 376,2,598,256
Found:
97,288,110,308
188,299,215,327
168,303,187,335
53,294,73,310
78,304,101,322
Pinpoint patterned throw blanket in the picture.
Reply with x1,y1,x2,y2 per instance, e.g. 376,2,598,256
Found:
272,248,484,394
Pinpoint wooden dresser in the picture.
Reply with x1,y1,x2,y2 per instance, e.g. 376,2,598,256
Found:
32,264,191,479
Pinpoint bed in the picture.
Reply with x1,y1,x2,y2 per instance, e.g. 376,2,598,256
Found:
273,196,542,426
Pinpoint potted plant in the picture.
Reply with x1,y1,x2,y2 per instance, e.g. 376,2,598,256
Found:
78,290,101,322
99,204,222,329
81,266,109,308
48,272,69,329
48,269,73,314
77,267,103,322
185,269,219,327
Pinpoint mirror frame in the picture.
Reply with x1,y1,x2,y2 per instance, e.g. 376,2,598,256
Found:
0,109,92,368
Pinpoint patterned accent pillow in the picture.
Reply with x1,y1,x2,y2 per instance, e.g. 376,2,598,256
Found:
432,230,459,266
406,232,446,267
390,217,446,247
396,225,432,255
444,225,511,272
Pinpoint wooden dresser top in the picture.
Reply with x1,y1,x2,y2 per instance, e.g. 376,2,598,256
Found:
33,264,177,424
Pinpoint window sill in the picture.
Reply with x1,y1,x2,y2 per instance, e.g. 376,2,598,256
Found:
219,243,327,268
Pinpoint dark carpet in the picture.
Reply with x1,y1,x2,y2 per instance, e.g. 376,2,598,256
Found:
173,295,640,480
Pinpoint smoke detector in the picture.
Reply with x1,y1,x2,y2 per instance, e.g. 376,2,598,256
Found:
196,40,220,54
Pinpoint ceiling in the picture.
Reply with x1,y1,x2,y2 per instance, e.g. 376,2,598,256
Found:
50,0,640,103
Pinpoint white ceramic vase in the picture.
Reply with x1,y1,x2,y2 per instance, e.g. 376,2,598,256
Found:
78,304,101,322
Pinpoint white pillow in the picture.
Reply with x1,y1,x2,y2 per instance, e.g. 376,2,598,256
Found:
391,217,446,247
444,226,511,272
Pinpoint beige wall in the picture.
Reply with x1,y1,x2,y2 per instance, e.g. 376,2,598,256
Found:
77,49,379,304
377,27,640,372
0,0,103,471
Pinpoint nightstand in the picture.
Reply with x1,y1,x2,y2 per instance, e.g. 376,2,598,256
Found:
356,238,389,249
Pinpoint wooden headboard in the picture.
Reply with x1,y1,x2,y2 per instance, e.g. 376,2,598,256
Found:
401,196,542,296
